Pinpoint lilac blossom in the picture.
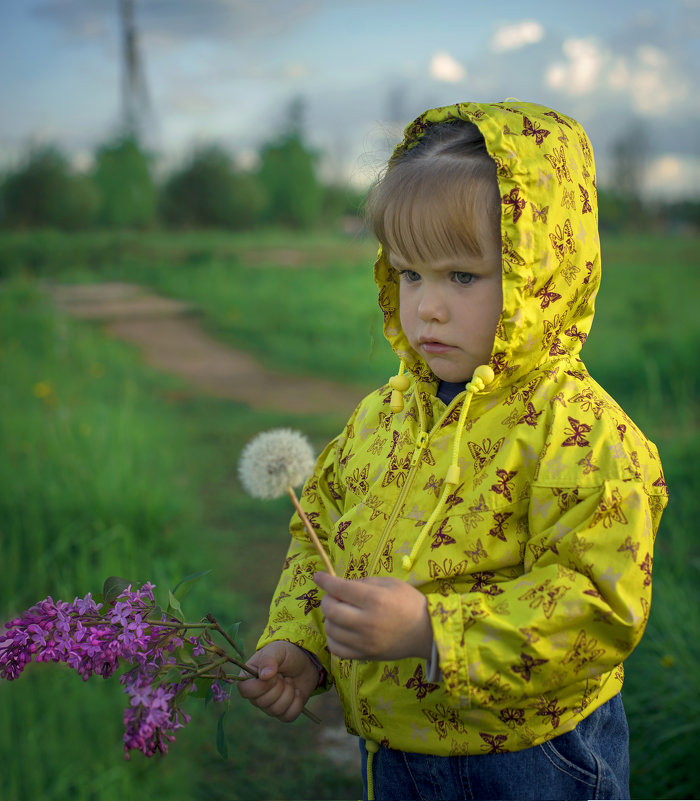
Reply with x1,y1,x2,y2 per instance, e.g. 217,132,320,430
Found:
0,585,165,683
0,582,239,758
210,680,231,703
120,668,193,758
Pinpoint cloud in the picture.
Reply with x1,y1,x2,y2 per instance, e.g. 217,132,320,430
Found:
645,153,700,199
604,46,690,115
544,27,694,116
491,20,544,53
167,88,218,116
429,51,465,83
546,38,604,96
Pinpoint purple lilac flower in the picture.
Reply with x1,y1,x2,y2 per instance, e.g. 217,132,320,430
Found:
0,583,215,757
189,635,206,657
0,585,169,683
210,680,231,703
120,668,192,758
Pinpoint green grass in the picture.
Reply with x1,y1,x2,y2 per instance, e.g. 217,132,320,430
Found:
0,275,198,799
1,229,698,799
0,272,357,800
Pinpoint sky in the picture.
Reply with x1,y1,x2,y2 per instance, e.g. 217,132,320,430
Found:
2,0,699,199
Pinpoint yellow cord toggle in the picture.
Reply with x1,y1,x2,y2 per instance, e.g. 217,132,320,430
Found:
469,364,495,392
389,361,410,413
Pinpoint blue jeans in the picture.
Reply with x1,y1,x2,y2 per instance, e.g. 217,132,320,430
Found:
360,694,629,800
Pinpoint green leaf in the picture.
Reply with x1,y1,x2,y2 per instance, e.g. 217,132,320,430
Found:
166,589,184,622
176,645,196,666
161,667,183,684
194,678,211,699
227,621,244,658
103,576,131,605
171,569,212,601
216,711,228,760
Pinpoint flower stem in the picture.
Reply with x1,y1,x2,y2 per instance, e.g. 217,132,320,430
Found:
145,619,212,629
199,625,322,724
182,656,229,681
205,614,244,660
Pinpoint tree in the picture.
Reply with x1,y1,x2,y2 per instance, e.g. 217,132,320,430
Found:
160,145,266,229
610,124,649,204
257,98,323,228
1,145,98,230
92,136,157,228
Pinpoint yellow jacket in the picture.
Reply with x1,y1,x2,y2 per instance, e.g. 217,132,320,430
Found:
257,101,667,755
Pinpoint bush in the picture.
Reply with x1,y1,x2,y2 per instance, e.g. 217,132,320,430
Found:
1,146,98,230
160,145,266,229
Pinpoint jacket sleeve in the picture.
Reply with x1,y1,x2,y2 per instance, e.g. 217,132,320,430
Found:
254,410,358,681
427,475,666,707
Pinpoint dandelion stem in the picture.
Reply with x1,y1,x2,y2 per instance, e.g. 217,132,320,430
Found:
287,486,336,576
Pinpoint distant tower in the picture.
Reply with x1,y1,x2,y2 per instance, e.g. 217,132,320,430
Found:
118,0,152,142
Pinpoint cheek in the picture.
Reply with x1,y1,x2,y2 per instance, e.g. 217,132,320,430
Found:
485,282,503,327
398,287,415,335
472,285,503,346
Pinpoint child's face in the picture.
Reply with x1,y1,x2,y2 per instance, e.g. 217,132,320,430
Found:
394,250,502,383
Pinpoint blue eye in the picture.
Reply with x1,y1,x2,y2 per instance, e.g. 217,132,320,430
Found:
453,272,475,285
400,270,421,282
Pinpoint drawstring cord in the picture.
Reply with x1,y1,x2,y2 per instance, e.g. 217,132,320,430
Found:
365,739,380,800
402,364,495,571
362,365,495,795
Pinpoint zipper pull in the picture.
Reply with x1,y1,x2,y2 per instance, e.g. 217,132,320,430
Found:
411,431,429,465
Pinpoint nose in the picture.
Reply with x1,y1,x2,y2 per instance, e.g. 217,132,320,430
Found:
417,285,447,322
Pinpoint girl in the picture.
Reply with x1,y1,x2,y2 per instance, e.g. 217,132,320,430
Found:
238,100,667,801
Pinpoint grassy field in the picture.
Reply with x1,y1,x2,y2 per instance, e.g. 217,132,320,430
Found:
1,229,698,799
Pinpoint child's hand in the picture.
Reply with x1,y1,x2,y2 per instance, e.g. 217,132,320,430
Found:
236,641,319,722
314,572,433,661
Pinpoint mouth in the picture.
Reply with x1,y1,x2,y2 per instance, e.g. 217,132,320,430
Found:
419,338,455,354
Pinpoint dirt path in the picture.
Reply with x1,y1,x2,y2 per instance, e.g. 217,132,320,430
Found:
49,280,362,772
49,282,370,417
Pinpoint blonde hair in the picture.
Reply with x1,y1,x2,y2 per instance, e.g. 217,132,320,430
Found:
366,120,501,264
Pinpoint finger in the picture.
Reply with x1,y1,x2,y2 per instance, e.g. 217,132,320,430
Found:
238,672,282,702
314,572,369,607
250,675,289,711
320,592,365,628
323,610,369,652
246,642,289,680
326,632,364,660
278,687,309,723
261,677,297,719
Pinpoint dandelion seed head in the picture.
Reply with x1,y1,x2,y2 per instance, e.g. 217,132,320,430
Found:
238,428,315,499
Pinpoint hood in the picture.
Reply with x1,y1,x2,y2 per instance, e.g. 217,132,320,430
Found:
375,100,600,392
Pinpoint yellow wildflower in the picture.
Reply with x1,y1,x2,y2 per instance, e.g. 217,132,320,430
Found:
33,381,54,399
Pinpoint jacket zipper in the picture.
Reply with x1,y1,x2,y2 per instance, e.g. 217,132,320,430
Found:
348,429,430,737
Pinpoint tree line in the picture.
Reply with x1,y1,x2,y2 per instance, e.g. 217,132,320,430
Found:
0,125,365,232
1,128,696,234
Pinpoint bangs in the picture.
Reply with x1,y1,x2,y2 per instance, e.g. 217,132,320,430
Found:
369,156,500,265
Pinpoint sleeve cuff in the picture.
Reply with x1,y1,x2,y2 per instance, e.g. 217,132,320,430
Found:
297,646,328,690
